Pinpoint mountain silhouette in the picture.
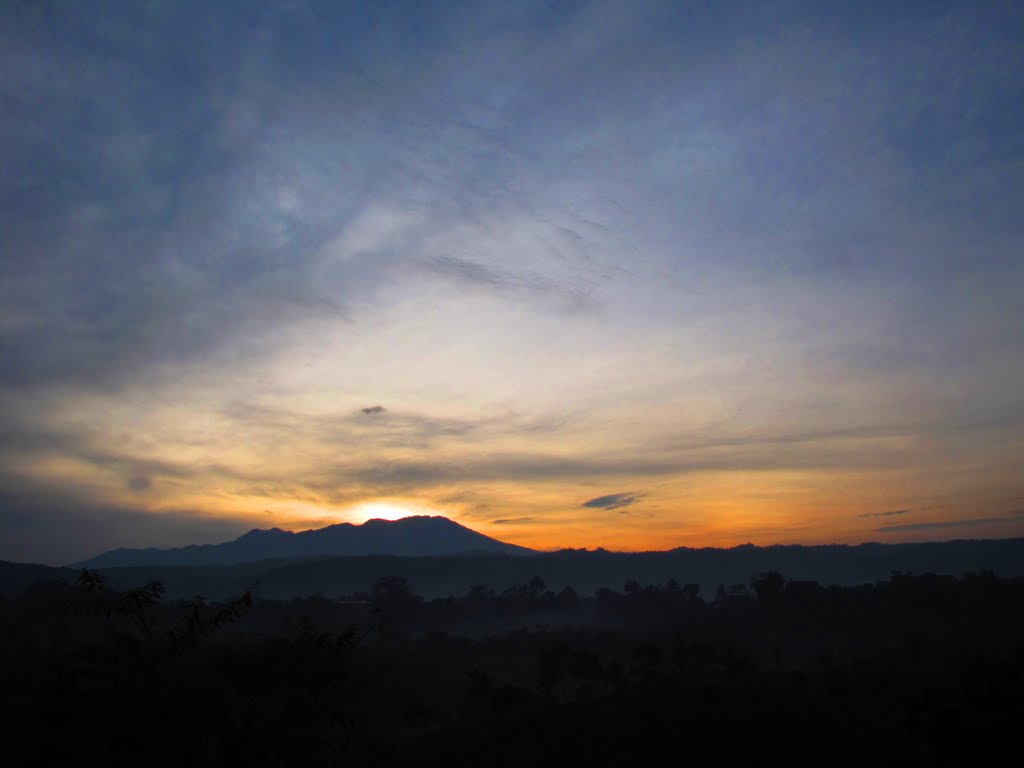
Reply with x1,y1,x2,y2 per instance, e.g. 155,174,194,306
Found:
71,515,535,568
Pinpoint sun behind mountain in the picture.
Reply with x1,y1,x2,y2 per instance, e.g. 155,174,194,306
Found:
348,500,437,522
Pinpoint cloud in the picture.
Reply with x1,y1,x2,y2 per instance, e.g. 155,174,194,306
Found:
2,1,1024,562
859,509,911,519
127,476,151,492
0,476,252,566
877,515,1024,533
421,255,589,306
582,492,643,511
491,518,535,525
220,401,570,454
0,4,611,399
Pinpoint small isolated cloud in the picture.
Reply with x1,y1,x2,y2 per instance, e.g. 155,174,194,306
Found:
859,508,911,519
127,476,151,492
361,405,386,416
582,492,643,511
492,517,535,525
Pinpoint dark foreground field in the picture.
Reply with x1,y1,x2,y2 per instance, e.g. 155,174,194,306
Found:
2,569,1022,766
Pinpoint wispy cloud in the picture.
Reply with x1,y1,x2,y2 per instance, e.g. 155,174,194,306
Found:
582,492,643,511
2,1,1024,561
878,515,1023,533
859,509,912,519
0,474,251,565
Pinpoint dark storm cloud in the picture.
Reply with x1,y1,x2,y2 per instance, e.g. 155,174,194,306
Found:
581,493,643,511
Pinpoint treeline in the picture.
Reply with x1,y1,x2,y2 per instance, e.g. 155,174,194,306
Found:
1,570,1022,766
12,536,1019,601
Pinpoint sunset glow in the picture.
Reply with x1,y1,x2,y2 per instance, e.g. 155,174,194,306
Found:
348,501,438,524
1,2,1023,565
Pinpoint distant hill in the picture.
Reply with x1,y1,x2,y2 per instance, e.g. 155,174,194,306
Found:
71,516,536,568
34,536,1024,601
0,561,77,598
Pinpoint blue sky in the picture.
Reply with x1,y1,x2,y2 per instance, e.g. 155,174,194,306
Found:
1,0,1023,563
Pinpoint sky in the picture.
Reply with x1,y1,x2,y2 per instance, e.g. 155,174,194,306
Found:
2,0,1023,565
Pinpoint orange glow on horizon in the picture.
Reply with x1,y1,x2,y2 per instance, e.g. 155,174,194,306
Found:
345,499,441,523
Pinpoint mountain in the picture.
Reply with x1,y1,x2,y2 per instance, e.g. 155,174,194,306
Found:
50,536,1024,601
71,516,535,568
3,536,1021,600
0,561,78,598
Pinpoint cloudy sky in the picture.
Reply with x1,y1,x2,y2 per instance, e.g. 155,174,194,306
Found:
2,0,1023,564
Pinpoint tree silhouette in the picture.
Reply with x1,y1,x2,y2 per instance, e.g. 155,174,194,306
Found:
371,575,417,610
750,571,785,602
528,575,547,597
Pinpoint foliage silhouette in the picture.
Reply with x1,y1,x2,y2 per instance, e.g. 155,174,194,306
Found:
1,568,1022,765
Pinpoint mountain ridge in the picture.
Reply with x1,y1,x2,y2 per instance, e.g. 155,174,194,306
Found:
8,536,1015,601
71,515,535,568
